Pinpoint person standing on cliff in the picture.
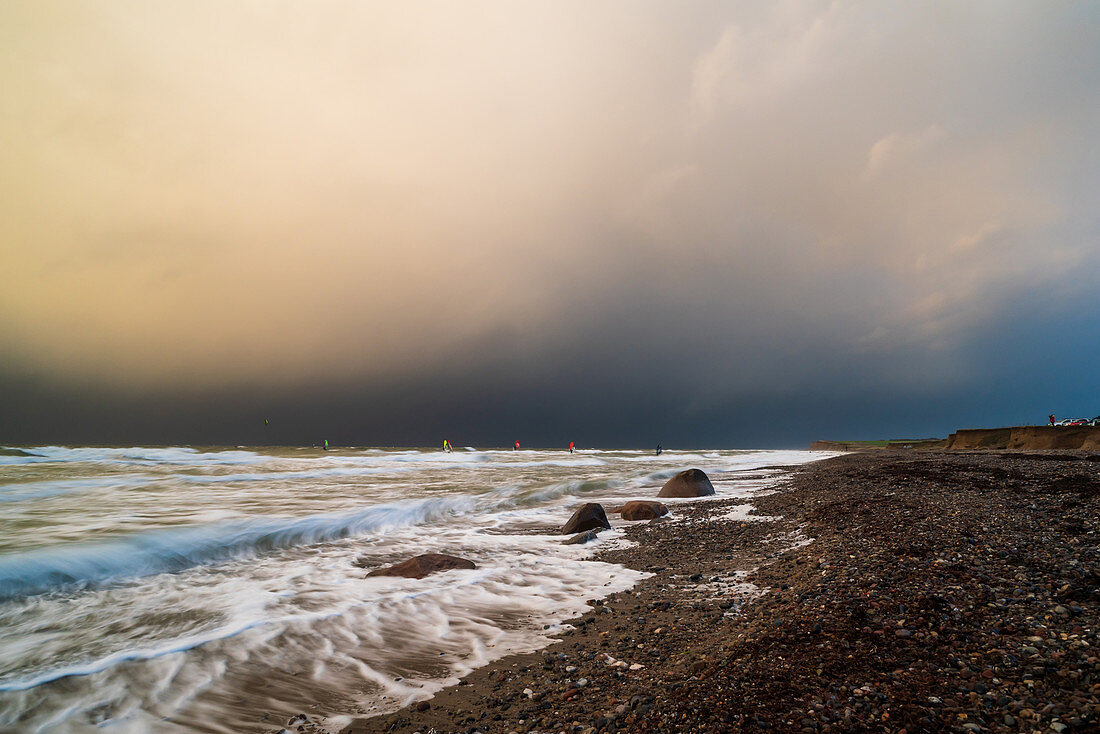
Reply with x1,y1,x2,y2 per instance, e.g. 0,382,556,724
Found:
1049,414,1056,426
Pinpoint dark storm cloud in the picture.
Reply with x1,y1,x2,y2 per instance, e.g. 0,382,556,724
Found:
1,2,1098,446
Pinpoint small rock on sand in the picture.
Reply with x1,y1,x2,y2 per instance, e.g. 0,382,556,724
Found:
561,503,611,534
620,500,669,521
359,553,476,579
563,529,602,545
657,468,715,498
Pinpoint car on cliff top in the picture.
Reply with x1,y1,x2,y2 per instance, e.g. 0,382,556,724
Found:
1056,418,1089,426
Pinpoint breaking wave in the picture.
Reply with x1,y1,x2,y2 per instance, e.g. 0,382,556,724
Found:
0,496,478,600
0,473,625,600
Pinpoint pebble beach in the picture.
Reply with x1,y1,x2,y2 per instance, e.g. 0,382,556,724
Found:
328,450,1100,734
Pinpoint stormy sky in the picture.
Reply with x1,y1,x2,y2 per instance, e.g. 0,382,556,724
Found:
2,1,1098,448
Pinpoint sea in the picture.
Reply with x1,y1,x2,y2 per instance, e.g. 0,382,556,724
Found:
0,445,826,733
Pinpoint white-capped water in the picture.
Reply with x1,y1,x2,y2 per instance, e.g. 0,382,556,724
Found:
0,446,826,732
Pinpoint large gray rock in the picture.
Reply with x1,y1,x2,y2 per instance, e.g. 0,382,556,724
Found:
620,500,669,521
561,503,611,534
360,553,476,579
657,468,715,498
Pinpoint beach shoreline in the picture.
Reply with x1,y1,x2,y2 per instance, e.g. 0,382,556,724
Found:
329,450,1100,734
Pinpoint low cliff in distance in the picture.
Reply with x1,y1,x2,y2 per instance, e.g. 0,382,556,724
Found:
811,426,1100,452
809,438,947,451
945,426,1100,451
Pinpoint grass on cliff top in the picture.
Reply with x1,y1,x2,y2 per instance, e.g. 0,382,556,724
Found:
833,439,943,447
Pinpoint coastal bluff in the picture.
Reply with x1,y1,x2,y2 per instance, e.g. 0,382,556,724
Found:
811,425,1100,452
945,425,1100,451
809,438,946,451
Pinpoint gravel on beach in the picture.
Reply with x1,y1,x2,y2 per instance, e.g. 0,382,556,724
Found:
330,451,1100,734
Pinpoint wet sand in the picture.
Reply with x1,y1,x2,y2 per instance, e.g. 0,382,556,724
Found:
312,451,1100,733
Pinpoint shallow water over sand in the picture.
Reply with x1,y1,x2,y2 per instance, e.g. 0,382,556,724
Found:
0,446,823,732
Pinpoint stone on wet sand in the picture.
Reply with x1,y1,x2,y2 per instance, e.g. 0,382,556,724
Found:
560,503,611,534
657,468,715,498
563,529,602,545
360,553,476,579
619,500,669,521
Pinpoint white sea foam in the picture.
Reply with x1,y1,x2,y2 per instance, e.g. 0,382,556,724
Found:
0,476,150,503
0,447,828,732
0,446,267,466
0,495,481,599
176,465,410,483
713,504,781,523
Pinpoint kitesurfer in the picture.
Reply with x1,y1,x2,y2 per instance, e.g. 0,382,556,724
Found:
656,444,662,456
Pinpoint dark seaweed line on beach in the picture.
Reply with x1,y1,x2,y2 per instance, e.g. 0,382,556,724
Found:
307,452,1100,734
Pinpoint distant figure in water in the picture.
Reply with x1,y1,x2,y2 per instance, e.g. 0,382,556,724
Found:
264,418,269,426
443,439,452,453
656,444,663,456
569,441,575,454
514,440,521,451
323,439,330,451
1049,414,1056,426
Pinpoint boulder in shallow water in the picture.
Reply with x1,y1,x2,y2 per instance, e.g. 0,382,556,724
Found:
563,529,602,545
620,500,669,521
361,553,476,579
561,503,611,534
657,468,715,498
